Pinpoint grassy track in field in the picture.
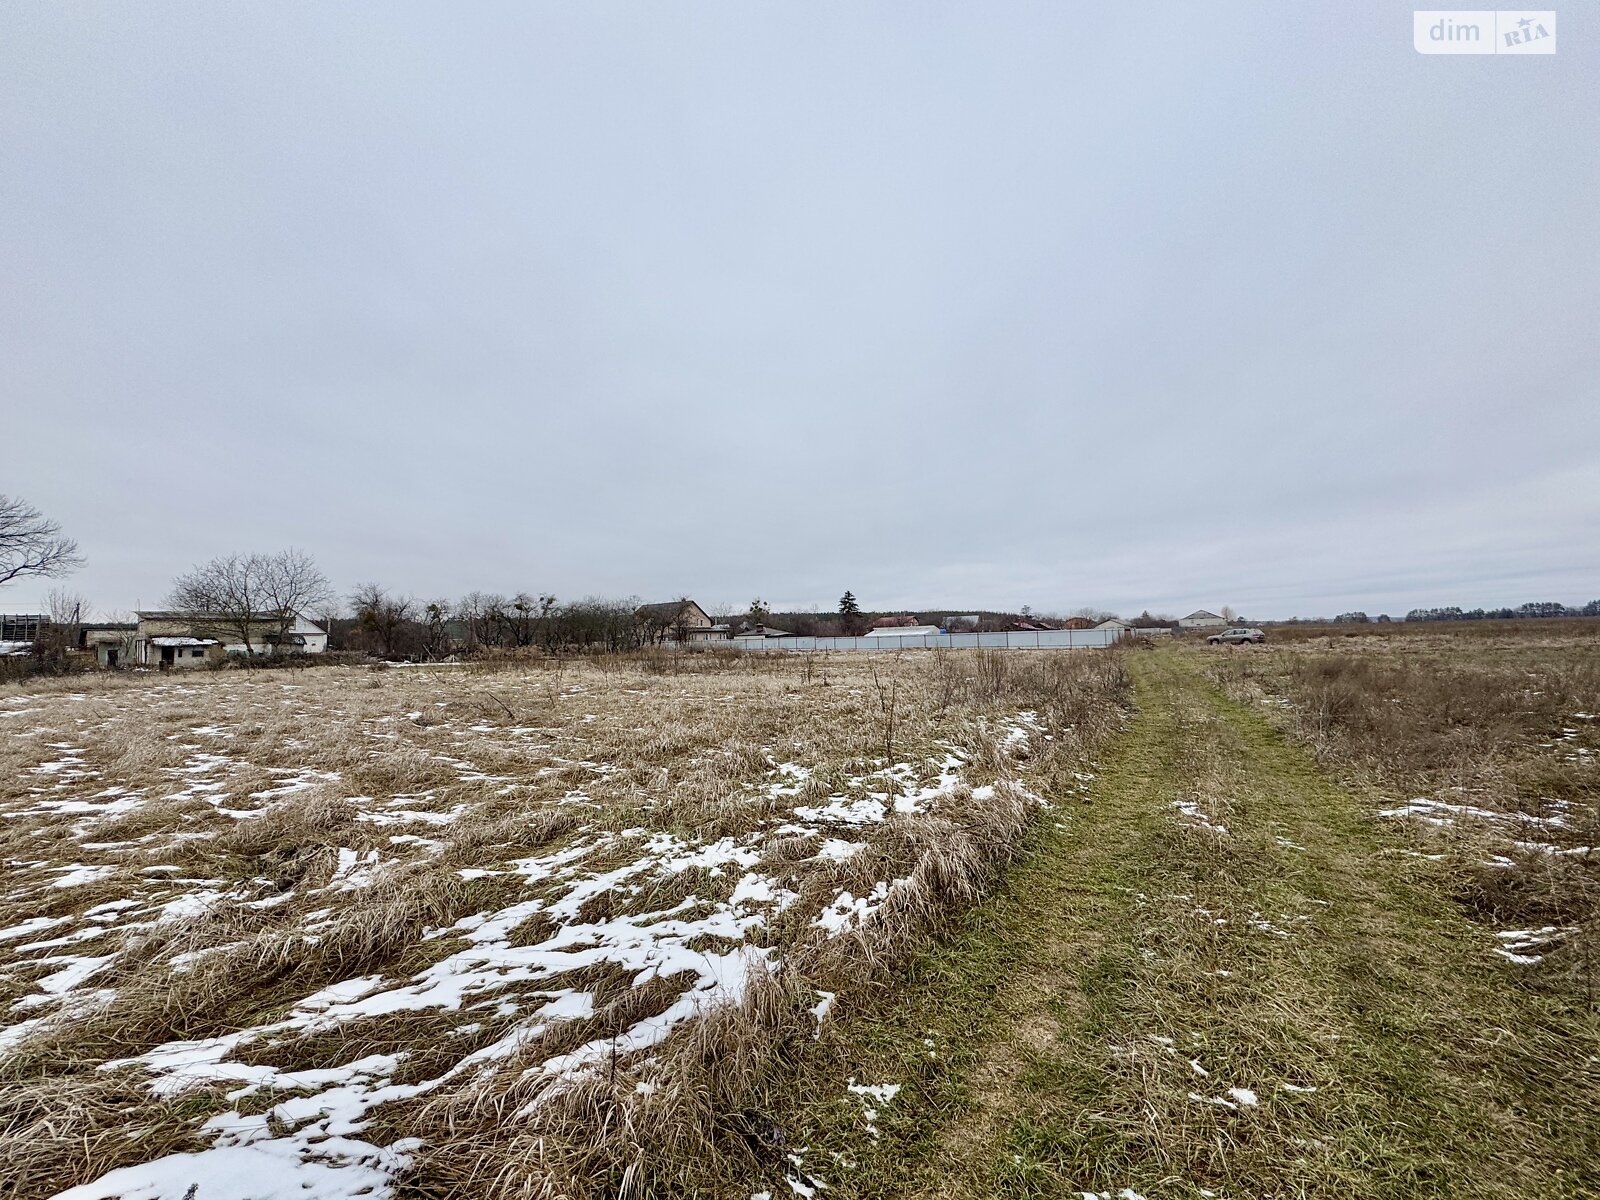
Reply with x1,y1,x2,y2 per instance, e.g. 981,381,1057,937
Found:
795,649,1598,1199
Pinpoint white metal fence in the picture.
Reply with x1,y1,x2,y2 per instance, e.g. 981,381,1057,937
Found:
692,628,1125,652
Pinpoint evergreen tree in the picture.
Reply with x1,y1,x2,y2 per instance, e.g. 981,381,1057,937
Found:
839,591,859,617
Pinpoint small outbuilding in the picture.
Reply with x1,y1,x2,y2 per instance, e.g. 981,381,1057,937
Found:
732,624,793,642
79,623,137,668
148,636,223,668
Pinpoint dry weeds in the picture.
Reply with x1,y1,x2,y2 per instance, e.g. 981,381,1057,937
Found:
1207,627,1600,1004
0,648,1127,1198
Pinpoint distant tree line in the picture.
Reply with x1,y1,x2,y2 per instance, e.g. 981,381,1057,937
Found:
1402,602,1600,622
339,586,647,658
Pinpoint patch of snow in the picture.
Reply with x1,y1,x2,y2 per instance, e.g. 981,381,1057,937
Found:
1172,798,1228,835
51,864,117,888
810,990,835,1038
815,839,865,860
815,879,907,937
845,1077,901,1138
328,848,383,891
50,1130,419,1200
793,795,888,826
36,954,116,996
1493,926,1569,964
0,915,70,941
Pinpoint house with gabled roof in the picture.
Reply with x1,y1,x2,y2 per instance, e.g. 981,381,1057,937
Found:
635,599,729,643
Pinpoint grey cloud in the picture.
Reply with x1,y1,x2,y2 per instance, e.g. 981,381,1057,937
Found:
3,3,1595,620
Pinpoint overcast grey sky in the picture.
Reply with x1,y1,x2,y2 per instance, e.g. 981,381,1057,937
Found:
3,3,1596,620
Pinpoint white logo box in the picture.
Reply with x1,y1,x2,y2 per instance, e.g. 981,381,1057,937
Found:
1414,10,1556,53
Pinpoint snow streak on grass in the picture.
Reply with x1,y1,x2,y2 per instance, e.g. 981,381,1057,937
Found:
0,651,1126,1199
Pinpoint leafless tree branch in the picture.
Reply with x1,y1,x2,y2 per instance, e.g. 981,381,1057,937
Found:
0,495,82,588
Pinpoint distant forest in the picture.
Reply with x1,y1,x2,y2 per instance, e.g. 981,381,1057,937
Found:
1293,602,1600,625
1400,601,1600,622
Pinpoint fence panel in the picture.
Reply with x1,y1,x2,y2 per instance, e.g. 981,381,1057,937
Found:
709,628,1123,652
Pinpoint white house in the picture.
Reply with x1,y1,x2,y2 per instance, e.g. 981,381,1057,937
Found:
1178,610,1229,629
262,611,328,653
1095,618,1129,632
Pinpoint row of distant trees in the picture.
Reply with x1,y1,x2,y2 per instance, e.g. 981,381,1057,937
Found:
343,586,645,657
1401,602,1600,622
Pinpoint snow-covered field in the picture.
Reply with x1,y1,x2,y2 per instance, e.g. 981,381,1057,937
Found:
0,651,1125,1199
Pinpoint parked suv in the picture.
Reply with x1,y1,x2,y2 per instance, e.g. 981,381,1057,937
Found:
1207,627,1265,645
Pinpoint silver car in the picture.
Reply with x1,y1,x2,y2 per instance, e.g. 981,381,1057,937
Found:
1207,627,1265,645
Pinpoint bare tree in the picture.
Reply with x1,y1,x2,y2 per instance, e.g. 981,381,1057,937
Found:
454,592,501,649
0,495,82,588
257,549,334,642
350,583,416,658
1071,606,1116,623
488,593,540,647
669,596,697,643
169,550,332,656
169,555,258,651
558,596,646,651
46,588,89,628
39,588,87,661
422,600,453,660
534,594,559,651
1221,605,1239,622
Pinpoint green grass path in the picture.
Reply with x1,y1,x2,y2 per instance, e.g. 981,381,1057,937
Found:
804,650,1596,1199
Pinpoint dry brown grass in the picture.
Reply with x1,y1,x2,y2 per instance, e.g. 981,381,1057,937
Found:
1207,625,1600,1004
0,648,1128,1198
777,648,1599,1199
1260,615,1600,644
